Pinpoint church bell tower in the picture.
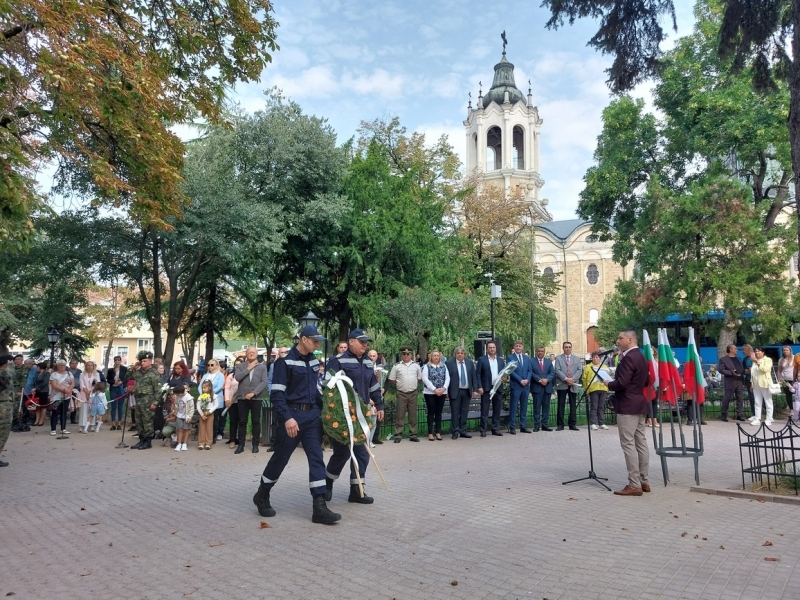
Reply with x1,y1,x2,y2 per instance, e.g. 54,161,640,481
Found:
463,34,549,221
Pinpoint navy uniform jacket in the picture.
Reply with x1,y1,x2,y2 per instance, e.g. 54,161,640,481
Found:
476,354,506,393
269,345,321,422
327,349,384,411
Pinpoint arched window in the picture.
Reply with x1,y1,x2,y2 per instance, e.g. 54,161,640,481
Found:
513,125,525,169
589,309,599,324
586,234,598,243
586,263,599,285
487,126,502,170
543,266,554,278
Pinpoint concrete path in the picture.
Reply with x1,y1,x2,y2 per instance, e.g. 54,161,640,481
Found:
0,420,797,599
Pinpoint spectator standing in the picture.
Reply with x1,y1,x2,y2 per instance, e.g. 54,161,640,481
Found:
581,351,610,431
777,345,794,413
49,360,73,435
421,350,449,441
741,344,756,417
530,346,555,432
445,347,478,439
507,340,534,434
200,360,225,443
106,356,128,431
387,346,422,443
196,380,215,450
234,346,268,454
718,345,746,422
168,361,193,389
68,359,82,425
554,341,583,431
224,357,243,448
79,361,105,433
33,361,50,427
749,346,774,427
475,341,506,437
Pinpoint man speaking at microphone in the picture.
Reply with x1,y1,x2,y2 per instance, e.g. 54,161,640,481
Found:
607,330,651,496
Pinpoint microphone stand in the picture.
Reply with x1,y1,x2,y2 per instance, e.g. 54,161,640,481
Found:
562,353,612,491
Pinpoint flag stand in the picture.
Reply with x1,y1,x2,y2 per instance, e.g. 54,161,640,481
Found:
562,354,611,491
653,327,704,486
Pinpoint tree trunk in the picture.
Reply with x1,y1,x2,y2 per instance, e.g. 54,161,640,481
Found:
0,327,10,355
180,332,194,367
103,338,114,372
418,331,430,360
203,285,217,361
337,306,352,342
790,1,800,283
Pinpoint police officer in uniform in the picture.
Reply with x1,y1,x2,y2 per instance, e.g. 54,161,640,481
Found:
0,354,15,467
324,329,384,504
252,326,340,524
130,351,161,450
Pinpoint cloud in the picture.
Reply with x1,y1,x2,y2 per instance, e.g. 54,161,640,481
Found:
341,68,406,99
268,65,340,98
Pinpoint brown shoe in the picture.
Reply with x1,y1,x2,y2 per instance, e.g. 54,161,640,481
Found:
641,483,651,493
613,485,643,496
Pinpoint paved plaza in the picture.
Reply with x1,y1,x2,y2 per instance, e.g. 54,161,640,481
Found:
1,420,798,600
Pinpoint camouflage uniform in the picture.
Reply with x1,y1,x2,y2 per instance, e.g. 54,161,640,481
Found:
132,366,161,441
0,369,13,460
11,365,29,429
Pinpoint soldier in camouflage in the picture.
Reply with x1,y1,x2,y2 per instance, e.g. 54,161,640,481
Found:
0,354,15,467
11,356,31,432
130,351,161,450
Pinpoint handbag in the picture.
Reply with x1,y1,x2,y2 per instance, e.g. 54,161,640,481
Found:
769,367,781,395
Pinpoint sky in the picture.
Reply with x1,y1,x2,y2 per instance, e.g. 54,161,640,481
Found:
227,0,698,222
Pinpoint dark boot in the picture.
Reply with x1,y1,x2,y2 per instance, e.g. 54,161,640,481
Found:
138,437,152,449
348,484,374,504
311,495,341,524
252,486,276,517
324,477,334,502
252,442,259,453
234,443,245,454
131,438,143,450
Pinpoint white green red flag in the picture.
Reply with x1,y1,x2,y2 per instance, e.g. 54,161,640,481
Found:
657,328,682,404
642,330,659,401
683,327,707,405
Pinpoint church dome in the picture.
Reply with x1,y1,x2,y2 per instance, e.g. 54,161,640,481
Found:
482,54,526,106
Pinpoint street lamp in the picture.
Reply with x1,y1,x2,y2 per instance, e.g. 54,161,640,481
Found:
485,264,501,342
293,334,300,346
47,327,60,367
299,311,319,329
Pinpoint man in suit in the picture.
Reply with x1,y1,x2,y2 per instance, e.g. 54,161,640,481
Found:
717,344,745,422
476,341,506,437
554,341,583,431
446,347,478,439
531,345,555,432
607,329,651,496
507,340,533,434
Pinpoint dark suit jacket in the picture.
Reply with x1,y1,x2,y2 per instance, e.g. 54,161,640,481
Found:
717,355,744,390
507,353,533,389
446,357,477,399
476,355,506,393
107,365,128,388
607,347,650,415
531,357,555,394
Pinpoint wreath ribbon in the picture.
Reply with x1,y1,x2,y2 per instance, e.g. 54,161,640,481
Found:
326,371,364,493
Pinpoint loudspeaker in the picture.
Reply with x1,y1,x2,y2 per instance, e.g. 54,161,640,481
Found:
473,338,503,359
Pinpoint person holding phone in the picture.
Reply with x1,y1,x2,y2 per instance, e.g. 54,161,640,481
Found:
717,344,745,422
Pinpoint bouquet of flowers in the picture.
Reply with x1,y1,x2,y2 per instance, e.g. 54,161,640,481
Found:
322,371,373,446
490,360,518,399
197,392,214,415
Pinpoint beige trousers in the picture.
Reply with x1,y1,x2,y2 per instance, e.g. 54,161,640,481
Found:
616,413,649,488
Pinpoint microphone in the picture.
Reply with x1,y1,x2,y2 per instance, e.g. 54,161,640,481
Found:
596,346,618,356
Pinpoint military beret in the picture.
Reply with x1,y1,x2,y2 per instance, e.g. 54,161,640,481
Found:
0,354,13,366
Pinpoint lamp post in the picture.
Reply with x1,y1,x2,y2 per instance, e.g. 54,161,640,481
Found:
299,310,327,358
293,334,300,346
485,265,502,343
47,327,60,367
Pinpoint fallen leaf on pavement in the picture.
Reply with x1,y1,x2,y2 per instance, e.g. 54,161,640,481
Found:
763,541,773,546
681,532,687,537
260,522,270,529
209,542,225,547
764,557,779,562
450,580,458,586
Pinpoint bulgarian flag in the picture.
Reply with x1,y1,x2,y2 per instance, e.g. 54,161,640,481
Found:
657,328,682,404
683,327,707,405
642,330,659,401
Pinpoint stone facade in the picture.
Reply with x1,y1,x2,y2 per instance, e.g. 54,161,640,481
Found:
534,219,630,359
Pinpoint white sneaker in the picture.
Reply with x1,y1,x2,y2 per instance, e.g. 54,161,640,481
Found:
62,430,70,434
181,443,187,451
175,444,182,452
765,420,773,426
95,424,101,432
216,434,223,440
600,424,609,430
50,430,56,436
590,424,598,431
749,417,759,425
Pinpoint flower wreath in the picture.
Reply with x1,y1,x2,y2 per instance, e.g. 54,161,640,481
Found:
321,371,373,446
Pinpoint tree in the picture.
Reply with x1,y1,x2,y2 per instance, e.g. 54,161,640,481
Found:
381,287,441,358
84,284,140,369
310,119,459,338
543,0,800,281
1,0,278,242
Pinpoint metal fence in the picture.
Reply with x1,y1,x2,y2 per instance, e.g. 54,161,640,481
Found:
738,420,800,496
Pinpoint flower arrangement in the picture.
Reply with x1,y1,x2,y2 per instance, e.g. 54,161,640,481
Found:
322,372,373,446
197,392,213,415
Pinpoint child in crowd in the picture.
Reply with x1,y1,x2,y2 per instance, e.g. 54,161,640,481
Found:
83,381,107,433
196,380,215,450
171,385,195,452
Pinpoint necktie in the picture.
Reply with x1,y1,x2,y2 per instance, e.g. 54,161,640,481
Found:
566,355,570,371
460,362,466,386
539,359,544,370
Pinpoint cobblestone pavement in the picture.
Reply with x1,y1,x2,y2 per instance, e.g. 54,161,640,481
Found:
1,419,798,600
